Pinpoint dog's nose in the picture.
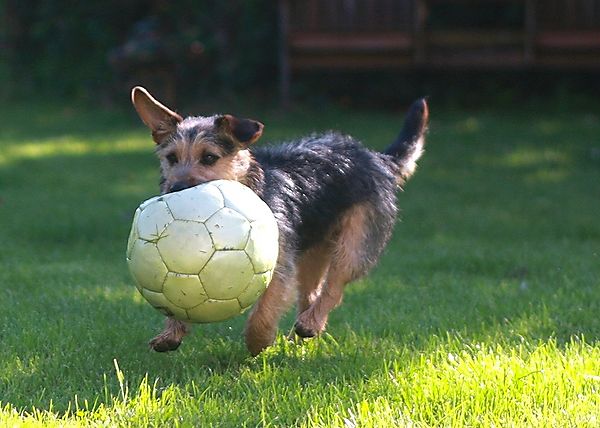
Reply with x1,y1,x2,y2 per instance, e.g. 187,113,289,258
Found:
168,181,192,193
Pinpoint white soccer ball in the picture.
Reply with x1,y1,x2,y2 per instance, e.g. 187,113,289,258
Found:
126,180,279,323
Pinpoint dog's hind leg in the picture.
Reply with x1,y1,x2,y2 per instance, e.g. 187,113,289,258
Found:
294,268,348,338
149,317,190,352
294,204,373,338
296,242,332,315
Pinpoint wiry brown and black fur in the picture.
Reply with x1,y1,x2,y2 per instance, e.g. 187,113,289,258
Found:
131,86,428,355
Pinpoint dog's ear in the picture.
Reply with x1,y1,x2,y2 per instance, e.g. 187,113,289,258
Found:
131,86,182,144
215,115,264,146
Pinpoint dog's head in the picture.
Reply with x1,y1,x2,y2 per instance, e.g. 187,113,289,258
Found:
131,86,263,194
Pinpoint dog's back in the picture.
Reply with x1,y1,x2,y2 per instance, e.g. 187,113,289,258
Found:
252,98,428,269
252,132,398,252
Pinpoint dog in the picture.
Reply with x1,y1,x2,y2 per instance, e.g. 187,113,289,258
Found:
131,86,428,356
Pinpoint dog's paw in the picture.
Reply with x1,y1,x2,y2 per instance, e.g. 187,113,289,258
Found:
245,327,277,356
247,340,269,357
149,335,182,352
294,320,319,338
294,310,326,338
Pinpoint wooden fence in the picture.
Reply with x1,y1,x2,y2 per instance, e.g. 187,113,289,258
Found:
279,0,600,101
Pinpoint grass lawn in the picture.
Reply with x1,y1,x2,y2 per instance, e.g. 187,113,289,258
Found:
1,101,599,427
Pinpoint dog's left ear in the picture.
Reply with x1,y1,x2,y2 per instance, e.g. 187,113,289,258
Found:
215,115,264,146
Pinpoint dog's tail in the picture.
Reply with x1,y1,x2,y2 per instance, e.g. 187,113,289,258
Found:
383,98,428,181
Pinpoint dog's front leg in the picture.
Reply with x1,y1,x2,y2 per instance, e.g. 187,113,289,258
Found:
244,271,296,356
149,317,190,352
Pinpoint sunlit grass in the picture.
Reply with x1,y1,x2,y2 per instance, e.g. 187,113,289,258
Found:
0,133,149,166
0,102,599,426
4,338,600,426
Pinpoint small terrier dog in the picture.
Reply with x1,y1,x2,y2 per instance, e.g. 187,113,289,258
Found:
131,87,428,356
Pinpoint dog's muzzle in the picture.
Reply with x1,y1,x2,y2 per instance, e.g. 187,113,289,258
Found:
168,181,194,193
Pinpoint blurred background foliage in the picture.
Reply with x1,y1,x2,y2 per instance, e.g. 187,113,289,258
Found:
0,0,597,108
1,0,277,103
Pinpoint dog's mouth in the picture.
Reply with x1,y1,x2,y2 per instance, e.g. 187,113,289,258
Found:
166,181,197,194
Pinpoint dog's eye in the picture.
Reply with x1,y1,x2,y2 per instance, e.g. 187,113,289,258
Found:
166,153,178,165
200,153,219,166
